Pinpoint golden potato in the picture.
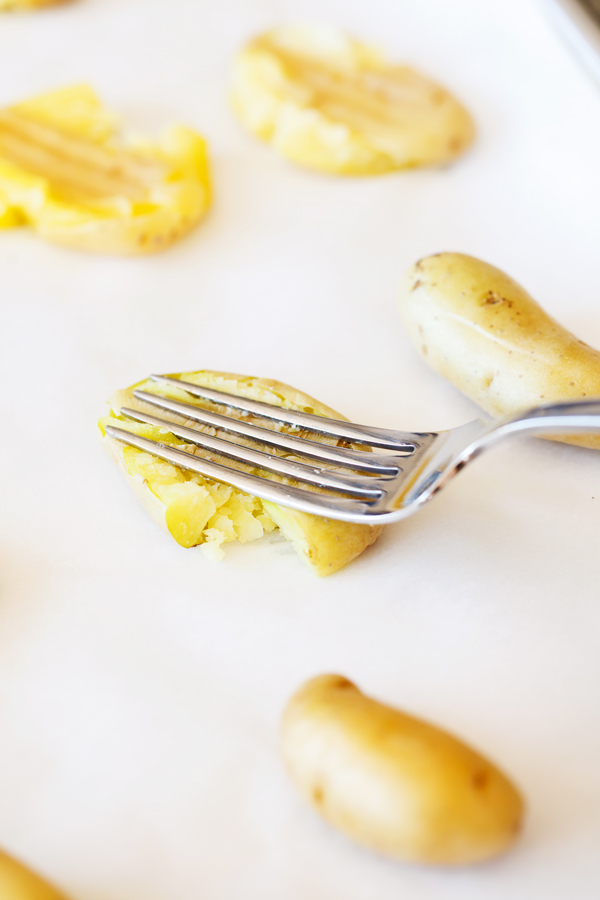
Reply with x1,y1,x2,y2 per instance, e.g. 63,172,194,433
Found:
0,849,68,899
0,85,210,254
399,253,600,449
282,674,524,864
99,371,383,575
231,26,474,175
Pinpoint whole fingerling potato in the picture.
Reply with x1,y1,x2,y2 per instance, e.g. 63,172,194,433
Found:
281,675,524,865
0,849,68,899
399,252,600,449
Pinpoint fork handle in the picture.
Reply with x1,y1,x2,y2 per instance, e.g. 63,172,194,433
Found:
425,398,600,505
485,399,600,444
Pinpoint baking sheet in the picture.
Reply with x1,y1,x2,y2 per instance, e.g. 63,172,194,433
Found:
0,0,599,897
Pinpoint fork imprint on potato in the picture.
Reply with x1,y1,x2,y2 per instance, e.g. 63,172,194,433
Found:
105,374,600,525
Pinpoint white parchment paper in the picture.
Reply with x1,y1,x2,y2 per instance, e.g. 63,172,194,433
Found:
0,0,599,897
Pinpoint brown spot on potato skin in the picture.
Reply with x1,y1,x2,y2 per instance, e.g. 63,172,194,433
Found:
472,769,489,791
482,290,512,307
330,676,356,691
511,817,522,835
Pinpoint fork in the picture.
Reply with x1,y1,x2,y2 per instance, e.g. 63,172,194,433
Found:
544,0,600,86
105,374,600,525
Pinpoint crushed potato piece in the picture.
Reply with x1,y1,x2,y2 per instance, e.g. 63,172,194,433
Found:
0,0,66,8
0,85,210,253
100,370,383,575
231,26,474,175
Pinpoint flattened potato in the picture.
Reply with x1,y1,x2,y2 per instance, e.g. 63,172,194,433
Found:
0,0,65,8
399,253,600,449
0,849,68,899
100,370,383,575
0,85,210,254
282,674,524,865
231,26,474,175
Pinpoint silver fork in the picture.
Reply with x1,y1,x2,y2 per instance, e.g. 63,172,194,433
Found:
105,375,600,525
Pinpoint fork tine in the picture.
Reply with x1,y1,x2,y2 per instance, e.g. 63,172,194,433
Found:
149,374,423,451
104,424,376,520
119,407,387,496
133,390,403,474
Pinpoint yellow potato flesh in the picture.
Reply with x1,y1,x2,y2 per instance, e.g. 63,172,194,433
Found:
231,27,474,175
0,109,168,203
0,849,68,899
282,674,524,865
0,85,211,254
100,371,383,575
399,253,600,449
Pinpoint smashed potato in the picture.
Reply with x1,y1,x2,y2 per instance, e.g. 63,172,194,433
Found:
0,0,64,8
282,674,524,864
0,849,68,899
99,371,383,576
399,253,600,449
231,26,474,175
0,85,210,254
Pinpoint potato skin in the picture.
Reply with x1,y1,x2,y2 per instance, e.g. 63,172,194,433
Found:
281,675,524,865
0,850,68,899
399,253,600,449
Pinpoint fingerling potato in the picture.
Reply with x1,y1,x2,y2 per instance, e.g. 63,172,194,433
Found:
281,674,524,865
0,849,68,899
399,253,600,449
